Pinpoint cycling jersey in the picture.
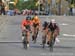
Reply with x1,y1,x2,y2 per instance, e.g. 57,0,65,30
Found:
32,19,40,24
32,16,40,27
21,19,32,30
48,22,59,32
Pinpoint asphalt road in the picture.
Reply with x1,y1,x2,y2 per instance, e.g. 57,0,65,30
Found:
0,15,75,56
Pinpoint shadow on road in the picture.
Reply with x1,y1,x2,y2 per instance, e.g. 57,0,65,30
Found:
30,45,42,48
0,42,74,49
54,45,73,49
30,45,73,49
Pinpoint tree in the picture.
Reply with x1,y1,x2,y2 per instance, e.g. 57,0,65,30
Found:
16,0,38,11
66,0,75,15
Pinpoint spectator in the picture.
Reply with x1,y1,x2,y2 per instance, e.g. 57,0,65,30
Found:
1,3,5,15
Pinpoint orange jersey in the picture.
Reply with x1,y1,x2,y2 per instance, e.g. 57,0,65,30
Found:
32,18,40,24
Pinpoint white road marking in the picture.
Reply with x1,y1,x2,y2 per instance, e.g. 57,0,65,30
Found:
63,34,75,37
60,23,69,25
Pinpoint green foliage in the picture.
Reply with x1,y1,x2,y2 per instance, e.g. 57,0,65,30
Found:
16,0,38,11
66,0,75,7
9,4,15,10
66,0,75,4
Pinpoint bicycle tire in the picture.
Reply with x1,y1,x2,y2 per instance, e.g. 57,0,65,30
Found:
33,27,39,43
33,34,37,43
49,39,54,52
23,37,27,49
22,30,28,49
49,31,54,52
42,36,46,48
33,30,38,43
23,42,27,49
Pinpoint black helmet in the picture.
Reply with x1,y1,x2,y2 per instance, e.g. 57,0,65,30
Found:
26,16,31,20
44,21,48,24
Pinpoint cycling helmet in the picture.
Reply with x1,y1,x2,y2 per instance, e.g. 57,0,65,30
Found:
34,16,38,20
26,16,31,20
43,21,48,27
44,21,48,25
51,19,56,23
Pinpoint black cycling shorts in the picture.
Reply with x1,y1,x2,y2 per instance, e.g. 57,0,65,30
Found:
33,23,39,28
24,25,31,31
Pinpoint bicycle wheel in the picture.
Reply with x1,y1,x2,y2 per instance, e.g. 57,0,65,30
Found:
49,39,54,52
42,36,46,48
33,33,37,43
49,31,54,52
23,35,28,49
33,29,38,43
23,42,27,49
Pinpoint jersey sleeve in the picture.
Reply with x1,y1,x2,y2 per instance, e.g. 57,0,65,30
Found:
21,19,26,29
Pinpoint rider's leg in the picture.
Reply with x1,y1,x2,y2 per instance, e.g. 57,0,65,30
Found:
27,31,30,43
53,31,58,43
32,27,35,41
36,26,39,35
40,30,46,45
36,26,39,38
47,31,51,45
54,31,58,38
22,31,25,40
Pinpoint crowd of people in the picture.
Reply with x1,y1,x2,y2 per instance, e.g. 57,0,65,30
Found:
21,14,60,48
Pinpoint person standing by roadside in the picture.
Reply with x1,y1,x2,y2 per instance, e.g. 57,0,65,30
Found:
1,3,5,15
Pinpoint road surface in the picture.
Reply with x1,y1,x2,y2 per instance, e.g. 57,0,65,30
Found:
0,15,75,56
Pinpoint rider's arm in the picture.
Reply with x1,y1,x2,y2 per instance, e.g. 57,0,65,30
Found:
30,21,33,32
21,20,26,30
56,24,60,35
38,20,41,30
57,26,60,35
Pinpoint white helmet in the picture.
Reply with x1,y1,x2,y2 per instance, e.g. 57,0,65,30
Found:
51,19,56,23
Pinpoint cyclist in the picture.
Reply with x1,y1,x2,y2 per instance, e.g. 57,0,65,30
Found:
47,19,60,45
42,21,49,31
21,16,32,47
40,21,49,45
32,15,41,42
